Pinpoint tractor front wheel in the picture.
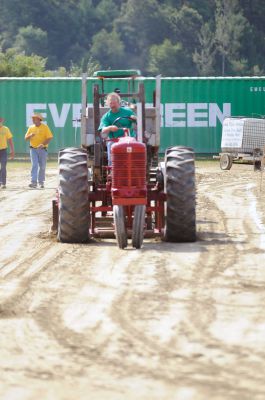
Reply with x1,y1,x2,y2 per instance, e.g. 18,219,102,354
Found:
132,205,146,249
58,147,89,243
113,205,128,249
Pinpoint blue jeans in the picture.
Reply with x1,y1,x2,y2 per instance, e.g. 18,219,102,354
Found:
30,147,47,184
0,148,8,185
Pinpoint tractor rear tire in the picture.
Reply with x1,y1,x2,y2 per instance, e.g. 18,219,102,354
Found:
113,205,128,249
164,146,196,242
132,205,146,249
58,147,89,243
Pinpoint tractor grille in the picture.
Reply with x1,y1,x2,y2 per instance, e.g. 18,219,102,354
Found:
112,153,146,188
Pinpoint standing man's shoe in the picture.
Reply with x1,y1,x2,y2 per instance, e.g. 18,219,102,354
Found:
29,183,37,188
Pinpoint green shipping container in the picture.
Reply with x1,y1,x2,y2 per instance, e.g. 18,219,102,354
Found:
0,76,264,154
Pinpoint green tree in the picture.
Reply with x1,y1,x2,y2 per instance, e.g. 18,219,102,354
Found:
170,5,203,50
0,0,93,68
90,28,125,69
14,25,48,57
95,0,119,30
215,0,248,75
164,5,203,75
193,23,216,76
158,0,215,21
0,48,47,76
64,57,100,77
0,0,264,76
116,0,172,71
148,39,190,76
238,0,265,74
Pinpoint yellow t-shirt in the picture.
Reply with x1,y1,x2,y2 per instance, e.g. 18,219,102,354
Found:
25,123,53,148
0,126,13,150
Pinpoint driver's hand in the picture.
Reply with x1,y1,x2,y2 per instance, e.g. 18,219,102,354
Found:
101,131,108,139
110,125,118,132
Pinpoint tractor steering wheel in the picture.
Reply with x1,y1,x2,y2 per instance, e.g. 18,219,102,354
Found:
112,116,137,127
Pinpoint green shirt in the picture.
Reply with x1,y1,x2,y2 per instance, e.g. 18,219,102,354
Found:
98,107,136,138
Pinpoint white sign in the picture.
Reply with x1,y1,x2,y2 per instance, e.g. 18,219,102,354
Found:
221,118,244,148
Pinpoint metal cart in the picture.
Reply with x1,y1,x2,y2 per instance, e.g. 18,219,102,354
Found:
217,117,265,170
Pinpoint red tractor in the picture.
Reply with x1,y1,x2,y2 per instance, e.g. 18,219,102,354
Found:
53,70,196,248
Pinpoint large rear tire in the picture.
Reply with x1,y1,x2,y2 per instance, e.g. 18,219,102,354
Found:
132,205,146,249
58,147,89,243
164,146,196,242
113,205,128,249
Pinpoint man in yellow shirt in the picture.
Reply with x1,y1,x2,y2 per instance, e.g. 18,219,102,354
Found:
25,113,53,188
0,117,15,189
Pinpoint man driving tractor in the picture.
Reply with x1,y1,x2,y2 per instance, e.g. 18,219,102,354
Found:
98,92,137,165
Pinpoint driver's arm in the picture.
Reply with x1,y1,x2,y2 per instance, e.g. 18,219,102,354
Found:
101,125,118,134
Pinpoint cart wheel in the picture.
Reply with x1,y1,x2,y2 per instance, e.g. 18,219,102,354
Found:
113,205,128,249
253,148,262,171
220,153,233,170
254,160,261,171
132,205,146,249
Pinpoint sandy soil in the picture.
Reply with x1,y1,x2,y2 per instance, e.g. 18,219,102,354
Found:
0,160,265,400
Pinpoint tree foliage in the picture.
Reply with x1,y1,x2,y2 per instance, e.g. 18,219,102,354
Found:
0,0,264,76
14,25,48,58
193,23,216,76
0,49,47,76
90,29,125,69
215,0,249,75
148,40,184,76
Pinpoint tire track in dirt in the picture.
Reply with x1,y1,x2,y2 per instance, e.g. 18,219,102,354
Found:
1,164,265,400
25,245,207,394
184,168,265,399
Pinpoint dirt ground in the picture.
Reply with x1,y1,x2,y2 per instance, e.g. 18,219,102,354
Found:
1,160,265,400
